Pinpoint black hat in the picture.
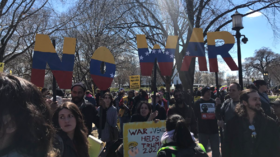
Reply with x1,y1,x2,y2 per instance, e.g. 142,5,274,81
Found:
71,82,86,92
254,80,267,87
201,87,211,96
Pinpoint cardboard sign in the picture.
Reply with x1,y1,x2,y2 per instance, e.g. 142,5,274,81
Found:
0,62,4,72
123,121,166,157
200,103,216,119
129,75,140,89
88,135,104,157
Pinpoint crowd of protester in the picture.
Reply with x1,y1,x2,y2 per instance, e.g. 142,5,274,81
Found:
1,72,280,157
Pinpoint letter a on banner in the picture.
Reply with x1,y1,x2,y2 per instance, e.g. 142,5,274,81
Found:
31,34,76,89
136,35,178,76
90,47,115,90
207,32,238,72
181,28,208,71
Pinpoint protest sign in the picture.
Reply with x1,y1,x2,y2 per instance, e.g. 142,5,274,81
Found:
0,62,4,72
200,102,216,119
129,75,140,89
88,135,104,157
123,120,166,157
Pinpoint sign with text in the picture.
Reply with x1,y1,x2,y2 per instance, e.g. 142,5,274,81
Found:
123,121,166,157
129,75,141,89
0,62,4,72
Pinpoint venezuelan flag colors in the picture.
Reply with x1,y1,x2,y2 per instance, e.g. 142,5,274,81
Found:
31,34,76,89
181,28,208,71
90,47,115,90
207,31,238,72
136,35,178,76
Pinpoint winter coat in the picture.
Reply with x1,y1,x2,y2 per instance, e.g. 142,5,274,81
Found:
224,112,280,157
98,106,117,142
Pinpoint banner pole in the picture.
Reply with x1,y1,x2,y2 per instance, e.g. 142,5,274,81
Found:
152,59,157,112
52,39,57,102
215,72,223,155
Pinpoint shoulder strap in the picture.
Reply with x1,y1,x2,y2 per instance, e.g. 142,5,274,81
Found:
157,146,177,157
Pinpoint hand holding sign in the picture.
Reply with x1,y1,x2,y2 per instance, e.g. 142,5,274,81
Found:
148,111,158,121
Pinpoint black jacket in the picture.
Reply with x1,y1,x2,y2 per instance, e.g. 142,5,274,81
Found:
76,100,99,135
194,99,218,134
154,104,167,120
131,114,149,122
224,113,280,157
56,133,79,157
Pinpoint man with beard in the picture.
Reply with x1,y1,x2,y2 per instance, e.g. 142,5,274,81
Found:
167,89,197,136
71,83,99,135
224,89,280,157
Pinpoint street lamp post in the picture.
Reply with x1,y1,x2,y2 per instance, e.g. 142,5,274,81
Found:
263,71,269,86
232,11,248,90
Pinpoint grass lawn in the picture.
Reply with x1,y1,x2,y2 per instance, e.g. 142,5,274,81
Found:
269,95,279,102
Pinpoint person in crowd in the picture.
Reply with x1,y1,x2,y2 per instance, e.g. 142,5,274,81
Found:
119,90,135,137
51,89,65,106
168,89,197,136
216,82,241,127
194,87,220,157
0,73,57,157
254,80,276,119
159,92,168,115
151,93,167,120
85,90,97,107
114,90,125,112
135,91,139,97
210,87,216,99
131,101,158,122
271,99,280,135
42,87,51,98
224,89,280,157
98,92,118,156
52,102,89,157
71,83,99,135
95,88,101,107
134,89,149,112
157,114,208,157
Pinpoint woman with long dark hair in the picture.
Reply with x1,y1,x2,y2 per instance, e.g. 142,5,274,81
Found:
0,73,56,157
52,102,89,157
157,114,207,157
98,92,118,155
130,101,158,122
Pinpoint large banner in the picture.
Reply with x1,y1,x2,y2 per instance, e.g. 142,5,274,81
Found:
0,62,4,72
129,75,141,89
123,121,166,157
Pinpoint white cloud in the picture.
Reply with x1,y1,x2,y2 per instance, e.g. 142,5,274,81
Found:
246,9,262,18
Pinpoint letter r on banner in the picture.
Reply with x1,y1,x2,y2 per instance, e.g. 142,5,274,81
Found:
136,35,178,76
31,34,76,89
207,32,238,72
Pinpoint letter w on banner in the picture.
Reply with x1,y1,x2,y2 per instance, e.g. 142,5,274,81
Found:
136,35,178,76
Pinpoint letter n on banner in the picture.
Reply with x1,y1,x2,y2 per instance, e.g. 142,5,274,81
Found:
31,34,76,89
207,32,238,72
181,28,208,71
90,47,116,90
136,35,178,76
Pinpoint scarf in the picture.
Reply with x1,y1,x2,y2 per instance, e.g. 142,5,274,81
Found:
161,130,175,146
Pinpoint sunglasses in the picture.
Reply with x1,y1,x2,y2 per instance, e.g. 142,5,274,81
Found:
249,125,257,138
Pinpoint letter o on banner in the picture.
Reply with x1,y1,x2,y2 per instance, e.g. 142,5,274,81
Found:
90,47,115,90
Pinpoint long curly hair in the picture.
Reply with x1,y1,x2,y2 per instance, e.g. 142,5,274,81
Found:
0,73,56,157
52,102,89,157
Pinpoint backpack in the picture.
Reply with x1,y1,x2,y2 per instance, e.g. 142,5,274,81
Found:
157,143,208,157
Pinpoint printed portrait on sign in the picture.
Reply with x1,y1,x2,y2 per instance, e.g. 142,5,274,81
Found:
128,141,139,157
200,103,215,119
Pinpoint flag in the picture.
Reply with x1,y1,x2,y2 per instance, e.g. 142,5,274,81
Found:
181,28,207,71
